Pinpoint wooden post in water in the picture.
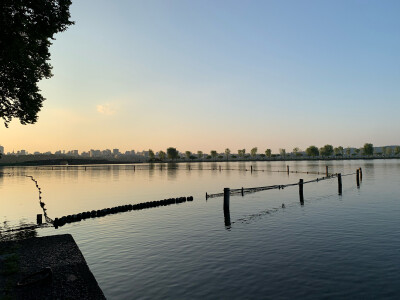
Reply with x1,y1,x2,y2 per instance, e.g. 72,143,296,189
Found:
359,167,363,181
219,165,221,172
206,192,208,200
37,214,42,225
356,169,360,187
251,165,253,173
299,179,304,204
338,173,342,195
134,165,135,172
224,188,230,211
326,166,329,177
287,165,290,174
223,187,231,227
241,187,244,197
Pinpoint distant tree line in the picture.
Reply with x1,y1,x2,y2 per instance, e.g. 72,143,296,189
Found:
145,143,400,162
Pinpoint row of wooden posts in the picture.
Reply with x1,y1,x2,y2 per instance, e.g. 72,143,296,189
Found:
223,168,363,227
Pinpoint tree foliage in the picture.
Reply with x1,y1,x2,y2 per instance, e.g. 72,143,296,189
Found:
265,149,271,157
148,149,155,160
395,146,400,155
210,150,217,160
250,147,257,157
185,151,191,159
1,0,74,127
238,149,245,158
306,146,319,157
159,150,166,161
319,145,333,157
279,148,286,157
363,143,374,156
225,148,230,159
197,151,203,159
167,147,178,160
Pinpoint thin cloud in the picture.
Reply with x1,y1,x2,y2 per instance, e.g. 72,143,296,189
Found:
97,103,117,115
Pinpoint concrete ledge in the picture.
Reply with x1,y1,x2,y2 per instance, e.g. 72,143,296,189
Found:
0,234,105,299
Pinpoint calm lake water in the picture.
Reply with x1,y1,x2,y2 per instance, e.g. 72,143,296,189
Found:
1,160,400,299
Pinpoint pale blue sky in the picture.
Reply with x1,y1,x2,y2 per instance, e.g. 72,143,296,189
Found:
2,0,400,153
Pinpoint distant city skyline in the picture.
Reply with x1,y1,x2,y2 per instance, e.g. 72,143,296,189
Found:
1,1,400,152
1,144,399,157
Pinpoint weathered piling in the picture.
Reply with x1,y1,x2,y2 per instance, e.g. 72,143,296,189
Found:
299,179,304,204
219,165,221,172
356,169,360,187
223,188,231,227
338,173,342,195
326,166,329,176
224,188,230,211
37,214,42,225
251,165,253,173
287,165,289,174
241,187,244,197
359,167,363,181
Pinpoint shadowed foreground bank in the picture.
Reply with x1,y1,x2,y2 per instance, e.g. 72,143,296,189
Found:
0,234,105,299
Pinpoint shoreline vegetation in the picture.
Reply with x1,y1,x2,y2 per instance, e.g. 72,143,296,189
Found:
1,144,399,167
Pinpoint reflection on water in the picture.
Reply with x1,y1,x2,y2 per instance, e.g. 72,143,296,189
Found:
0,220,38,242
1,160,400,299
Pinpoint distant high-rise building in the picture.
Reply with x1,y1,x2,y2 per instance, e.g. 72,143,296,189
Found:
0,145,4,154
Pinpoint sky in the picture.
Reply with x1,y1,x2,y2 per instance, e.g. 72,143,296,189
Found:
1,0,400,154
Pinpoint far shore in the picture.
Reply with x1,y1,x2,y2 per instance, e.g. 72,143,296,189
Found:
0,156,399,167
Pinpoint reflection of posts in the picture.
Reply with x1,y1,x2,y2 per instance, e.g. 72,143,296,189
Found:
299,179,304,204
224,188,231,227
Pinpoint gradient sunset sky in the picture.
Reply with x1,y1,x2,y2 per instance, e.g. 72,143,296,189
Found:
1,0,400,154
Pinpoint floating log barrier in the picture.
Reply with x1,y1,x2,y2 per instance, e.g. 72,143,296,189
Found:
53,196,194,228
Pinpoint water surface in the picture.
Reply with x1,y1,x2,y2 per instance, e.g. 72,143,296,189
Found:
1,160,400,299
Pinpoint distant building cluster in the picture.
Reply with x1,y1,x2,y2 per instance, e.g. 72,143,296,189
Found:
0,146,150,159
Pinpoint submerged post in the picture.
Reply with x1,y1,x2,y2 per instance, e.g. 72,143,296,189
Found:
338,173,342,195
356,169,360,187
287,165,290,174
219,165,221,172
251,165,253,173
359,167,363,181
134,165,136,172
37,214,42,225
299,179,304,204
326,166,329,176
224,188,230,211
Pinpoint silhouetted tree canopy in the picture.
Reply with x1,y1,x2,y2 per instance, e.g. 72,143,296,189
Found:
306,145,319,157
0,0,74,127
363,143,374,156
